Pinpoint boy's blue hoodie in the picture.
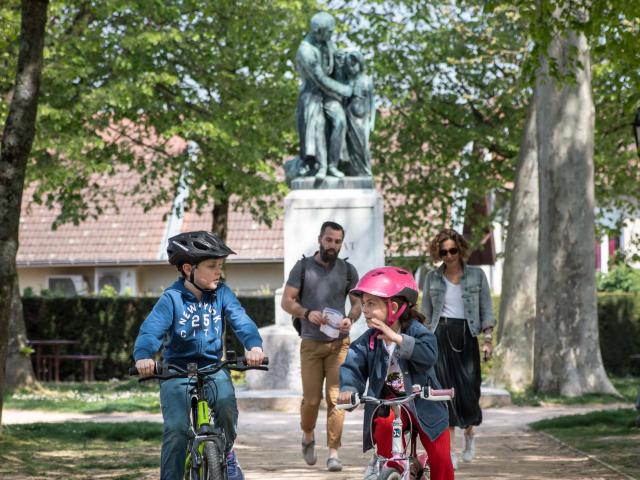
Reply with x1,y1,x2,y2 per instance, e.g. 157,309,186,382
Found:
133,279,263,368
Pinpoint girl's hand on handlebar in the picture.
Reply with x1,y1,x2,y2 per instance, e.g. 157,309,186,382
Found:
245,347,265,366
136,358,155,377
337,390,354,405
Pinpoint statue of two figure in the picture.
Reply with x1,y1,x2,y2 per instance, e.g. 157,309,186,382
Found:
286,12,375,183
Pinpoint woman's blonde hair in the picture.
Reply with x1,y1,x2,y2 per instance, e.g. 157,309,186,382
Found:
429,228,470,264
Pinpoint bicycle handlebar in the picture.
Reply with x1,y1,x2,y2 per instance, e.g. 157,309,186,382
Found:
128,356,269,380
336,385,454,410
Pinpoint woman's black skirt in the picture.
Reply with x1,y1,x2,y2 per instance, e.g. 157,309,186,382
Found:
434,317,482,428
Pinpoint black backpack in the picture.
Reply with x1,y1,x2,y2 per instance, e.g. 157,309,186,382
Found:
292,256,353,336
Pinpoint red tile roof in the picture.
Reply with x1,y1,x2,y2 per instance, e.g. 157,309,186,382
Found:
17,170,283,266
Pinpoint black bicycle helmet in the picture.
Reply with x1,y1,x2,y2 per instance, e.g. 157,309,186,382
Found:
167,231,236,266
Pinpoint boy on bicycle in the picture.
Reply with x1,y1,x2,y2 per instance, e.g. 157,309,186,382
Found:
134,231,265,480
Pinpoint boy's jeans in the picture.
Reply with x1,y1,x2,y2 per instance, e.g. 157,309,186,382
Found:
159,368,238,480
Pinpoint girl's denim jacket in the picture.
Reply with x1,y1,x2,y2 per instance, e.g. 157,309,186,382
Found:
421,263,495,337
339,319,449,452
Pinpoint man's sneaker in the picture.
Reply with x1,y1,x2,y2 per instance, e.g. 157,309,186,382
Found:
450,451,458,471
363,454,380,480
326,456,343,472
226,450,244,480
462,433,476,463
301,435,317,465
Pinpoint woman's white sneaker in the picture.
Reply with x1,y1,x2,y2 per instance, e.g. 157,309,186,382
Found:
462,433,476,463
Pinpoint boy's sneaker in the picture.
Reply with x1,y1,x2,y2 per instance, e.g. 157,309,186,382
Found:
450,451,458,470
363,454,380,480
226,450,244,480
462,433,476,463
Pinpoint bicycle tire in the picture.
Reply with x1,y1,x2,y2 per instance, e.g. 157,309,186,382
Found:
378,467,403,480
203,441,224,480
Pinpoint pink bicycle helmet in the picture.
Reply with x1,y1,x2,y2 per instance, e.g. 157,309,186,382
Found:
350,266,418,305
351,266,418,333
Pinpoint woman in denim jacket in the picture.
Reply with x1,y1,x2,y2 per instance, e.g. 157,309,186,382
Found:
421,229,495,470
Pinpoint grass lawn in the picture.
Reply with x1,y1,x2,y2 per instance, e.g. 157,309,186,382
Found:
4,371,246,414
4,379,161,413
530,408,640,480
510,375,639,406
0,422,161,479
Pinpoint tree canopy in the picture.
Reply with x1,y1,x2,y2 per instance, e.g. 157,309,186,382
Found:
2,1,636,247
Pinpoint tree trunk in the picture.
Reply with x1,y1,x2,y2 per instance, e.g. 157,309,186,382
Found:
0,0,49,423
6,281,36,390
212,188,230,356
491,100,538,391
212,191,229,242
533,21,616,395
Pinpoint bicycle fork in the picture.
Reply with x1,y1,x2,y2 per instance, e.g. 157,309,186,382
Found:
185,397,226,479
383,404,411,479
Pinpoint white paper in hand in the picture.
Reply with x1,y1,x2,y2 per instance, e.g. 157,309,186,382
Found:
320,307,343,338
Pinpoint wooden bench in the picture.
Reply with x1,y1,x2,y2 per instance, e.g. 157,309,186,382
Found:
41,354,104,382
29,339,79,382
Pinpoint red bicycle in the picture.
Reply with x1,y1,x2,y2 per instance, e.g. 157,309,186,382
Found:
338,385,454,480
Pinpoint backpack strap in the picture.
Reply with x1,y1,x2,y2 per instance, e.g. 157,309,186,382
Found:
344,260,353,297
298,255,307,300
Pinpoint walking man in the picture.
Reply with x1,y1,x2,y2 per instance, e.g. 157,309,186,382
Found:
281,221,361,472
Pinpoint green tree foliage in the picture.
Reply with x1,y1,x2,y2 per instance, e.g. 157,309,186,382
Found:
1,0,315,231
483,0,640,233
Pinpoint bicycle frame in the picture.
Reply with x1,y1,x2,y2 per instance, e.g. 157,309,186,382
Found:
131,354,268,480
183,364,227,480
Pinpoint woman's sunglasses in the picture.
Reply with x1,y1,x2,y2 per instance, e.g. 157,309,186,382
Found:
439,247,459,257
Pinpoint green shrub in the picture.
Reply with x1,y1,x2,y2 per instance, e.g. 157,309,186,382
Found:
492,293,639,376
597,293,640,375
597,265,640,292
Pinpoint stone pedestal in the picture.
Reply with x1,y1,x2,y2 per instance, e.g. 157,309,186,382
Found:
245,287,301,390
245,188,385,391
283,188,385,340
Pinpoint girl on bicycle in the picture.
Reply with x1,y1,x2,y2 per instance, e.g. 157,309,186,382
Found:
338,266,454,480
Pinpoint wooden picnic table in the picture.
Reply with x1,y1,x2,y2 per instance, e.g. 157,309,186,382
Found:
28,339,103,382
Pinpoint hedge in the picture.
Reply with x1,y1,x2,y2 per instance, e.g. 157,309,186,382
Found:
597,293,640,375
22,296,274,381
22,293,640,380
491,293,640,376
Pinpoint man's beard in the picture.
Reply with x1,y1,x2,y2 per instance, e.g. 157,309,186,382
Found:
319,245,339,262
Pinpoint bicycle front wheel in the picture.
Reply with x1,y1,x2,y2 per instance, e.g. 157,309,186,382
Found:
378,467,403,480
203,441,224,480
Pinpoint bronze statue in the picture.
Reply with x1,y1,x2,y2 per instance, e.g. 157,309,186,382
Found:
289,12,375,184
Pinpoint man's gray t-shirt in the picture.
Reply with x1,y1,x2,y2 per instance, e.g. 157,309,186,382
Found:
286,256,359,341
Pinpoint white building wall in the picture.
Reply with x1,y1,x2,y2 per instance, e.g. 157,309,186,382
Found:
622,217,640,268
18,262,284,298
